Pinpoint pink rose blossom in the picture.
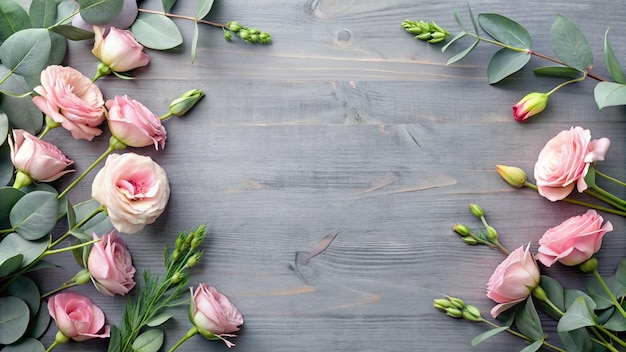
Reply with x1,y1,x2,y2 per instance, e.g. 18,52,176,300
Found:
487,244,540,318
91,153,170,234
536,210,613,267
92,26,149,72
47,292,110,341
106,95,166,149
8,129,74,182
88,231,136,296
534,126,610,201
32,65,105,140
190,284,243,347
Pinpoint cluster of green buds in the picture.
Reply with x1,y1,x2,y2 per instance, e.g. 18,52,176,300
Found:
401,20,450,43
433,296,482,322
169,225,207,284
225,21,272,44
453,204,508,254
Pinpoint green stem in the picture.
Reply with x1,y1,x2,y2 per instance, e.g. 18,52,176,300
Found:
168,327,198,352
46,238,100,256
595,170,626,187
50,207,104,248
138,8,225,27
587,185,626,208
546,72,587,96
160,112,173,121
530,51,605,81
41,281,80,299
524,182,626,216
596,325,626,348
58,146,114,200
480,319,565,352
45,340,60,352
465,32,529,53
593,269,626,319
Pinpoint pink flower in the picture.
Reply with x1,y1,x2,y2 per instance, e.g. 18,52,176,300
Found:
32,65,105,140
487,244,540,318
47,292,110,342
92,26,149,73
8,129,74,183
190,284,243,347
534,126,610,201
536,210,612,267
88,231,136,296
512,92,549,122
91,153,170,234
106,95,166,149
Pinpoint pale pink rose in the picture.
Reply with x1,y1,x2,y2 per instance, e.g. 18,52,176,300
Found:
106,95,166,149
91,153,170,234
88,231,136,296
534,126,610,201
487,244,540,318
32,65,105,140
190,284,243,347
536,210,613,267
8,129,74,182
47,292,110,341
92,26,149,72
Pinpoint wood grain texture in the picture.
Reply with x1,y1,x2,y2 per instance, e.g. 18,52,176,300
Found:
23,0,626,351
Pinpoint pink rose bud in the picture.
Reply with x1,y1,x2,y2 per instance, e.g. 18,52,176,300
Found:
8,129,74,183
486,244,540,318
189,284,243,347
536,210,612,267
512,92,548,122
106,95,166,149
91,153,170,234
87,231,136,296
47,292,110,342
92,26,149,73
32,65,105,140
534,126,610,201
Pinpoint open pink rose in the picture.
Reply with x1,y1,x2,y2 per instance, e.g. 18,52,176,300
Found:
8,129,73,182
88,231,136,296
534,126,610,201
47,292,110,341
190,284,243,347
92,26,149,73
92,153,170,234
32,65,105,140
487,244,540,318
106,95,166,149
536,210,613,267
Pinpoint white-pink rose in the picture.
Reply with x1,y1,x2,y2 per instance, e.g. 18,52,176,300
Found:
91,153,170,234
536,210,613,267
88,231,136,296
534,126,610,201
92,26,149,73
487,244,540,318
47,292,110,342
32,65,105,141
8,129,74,183
106,95,166,149
190,284,243,347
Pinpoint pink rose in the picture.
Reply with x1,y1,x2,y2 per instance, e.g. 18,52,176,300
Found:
92,26,149,72
190,284,243,347
487,244,540,318
536,210,613,267
534,126,610,201
47,292,110,341
32,65,105,141
88,231,136,296
8,129,73,182
106,95,166,149
91,153,170,234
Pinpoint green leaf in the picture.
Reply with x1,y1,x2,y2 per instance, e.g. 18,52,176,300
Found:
615,258,626,285
49,24,95,40
446,39,479,66
470,326,508,346
78,0,123,25
441,31,467,53
0,337,46,352
0,147,12,188
162,0,176,12
195,0,213,20
557,296,597,332
604,28,625,84
514,296,544,341
487,48,531,84
478,13,531,48
594,81,626,109
0,254,23,277
6,276,40,318
0,0,31,41
0,187,24,229
0,296,30,344
453,7,466,32
131,13,182,50
146,313,172,327
132,328,164,352
602,307,626,332
558,328,592,352
10,190,58,240
0,28,51,77
520,340,543,352
0,66,44,132
466,2,479,36
533,66,583,79
587,276,626,310
74,199,112,235
0,232,49,268
47,31,67,65
29,0,60,28
550,15,592,72
0,110,7,145
107,325,121,352
191,21,199,63
27,301,49,339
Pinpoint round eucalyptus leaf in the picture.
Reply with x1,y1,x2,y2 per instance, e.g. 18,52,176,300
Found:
29,0,59,28
478,13,531,49
47,32,68,66
0,254,24,278
132,328,164,352
27,302,49,339
0,110,8,145
0,28,51,77
0,148,12,189
0,233,49,269
50,24,95,41
487,48,531,84
0,187,25,227
6,276,40,318
0,296,30,345
131,13,183,50
10,190,58,240
0,0,31,41
595,82,626,110
550,15,592,72
78,0,123,25
0,337,46,352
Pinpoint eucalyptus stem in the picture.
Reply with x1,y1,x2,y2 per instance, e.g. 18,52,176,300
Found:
479,318,566,352
58,145,114,200
592,269,626,319
50,206,104,248
465,32,529,53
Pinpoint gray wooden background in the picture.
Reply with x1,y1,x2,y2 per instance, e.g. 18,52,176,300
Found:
32,0,626,350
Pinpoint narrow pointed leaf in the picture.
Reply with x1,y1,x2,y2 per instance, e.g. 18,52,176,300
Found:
550,15,592,72
478,13,531,48
453,7,466,32
50,24,95,40
520,340,543,352
466,2,479,35
0,0,31,41
195,0,214,20
131,13,183,50
78,0,123,25
534,66,582,79
470,326,508,346
446,39,479,66
594,81,626,109
0,28,51,77
604,28,625,84
191,21,199,63
487,48,531,84
442,31,467,52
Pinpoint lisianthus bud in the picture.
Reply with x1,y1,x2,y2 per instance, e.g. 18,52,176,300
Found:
401,20,450,43
469,203,484,218
433,298,453,311
512,92,548,122
445,307,462,318
485,225,498,241
169,89,205,116
463,237,479,245
496,165,527,188
452,223,470,237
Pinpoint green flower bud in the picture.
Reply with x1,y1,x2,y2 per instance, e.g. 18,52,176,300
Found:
171,272,182,284
452,223,471,237
462,309,481,322
433,298,453,310
513,92,548,122
469,203,484,218
401,20,450,43
187,255,199,268
228,21,242,32
171,249,180,262
224,31,233,41
496,165,527,188
463,237,479,245
464,305,482,321
73,268,92,285
448,296,465,309
239,29,250,41
445,307,462,318
169,89,205,117
579,257,598,273
416,32,432,41
485,225,498,241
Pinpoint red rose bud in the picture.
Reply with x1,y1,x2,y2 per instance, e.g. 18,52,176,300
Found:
512,92,548,122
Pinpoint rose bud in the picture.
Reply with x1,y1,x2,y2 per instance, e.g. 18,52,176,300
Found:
88,231,136,296
169,89,205,117
105,95,166,149
512,92,548,122
495,165,527,188
47,292,110,342
189,284,243,347
92,26,149,74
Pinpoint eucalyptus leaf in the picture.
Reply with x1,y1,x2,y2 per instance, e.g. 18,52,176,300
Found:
191,22,199,63
29,0,60,28
27,301,49,339
533,66,583,79
78,0,123,25
162,0,176,12
131,13,182,50
604,29,625,84
519,340,543,352
587,276,626,310
602,307,626,332
0,110,7,145
594,81,626,109
550,15,592,72
514,296,544,341
441,31,467,53
557,328,592,352
0,187,24,229
10,190,58,240
0,232,49,268
50,24,95,40
47,32,68,65
564,289,595,309
132,328,164,352
21,259,57,273
453,7,466,32
0,296,30,344
146,313,173,327
557,296,597,332
56,0,79,25
615,258,626,285
195,0,213,20
0,254,23,277
446,39,479,66
0,337,46,352
478,13,531,49
466,2,479,36
487,48,531,84
0,0,31,41
0,147,12,188
6,276,40,318
0,65,44,132
74,199,112,235
0,28,51,77
470,326,508,346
